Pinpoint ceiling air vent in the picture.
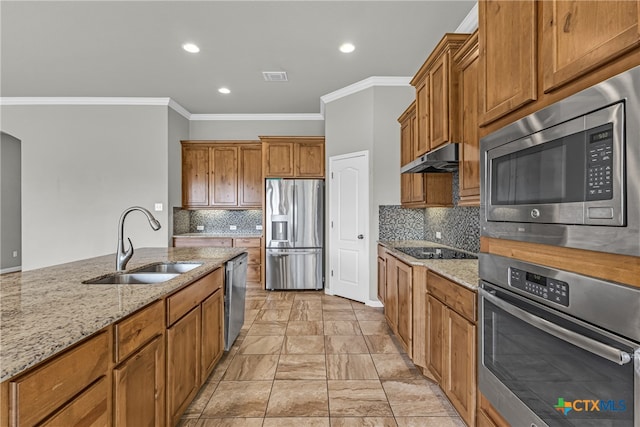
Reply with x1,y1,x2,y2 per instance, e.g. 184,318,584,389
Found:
262,71,288,82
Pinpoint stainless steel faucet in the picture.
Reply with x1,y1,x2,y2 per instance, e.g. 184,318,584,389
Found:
116,206,162,271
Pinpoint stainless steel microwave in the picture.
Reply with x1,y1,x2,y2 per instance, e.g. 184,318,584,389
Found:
480,66,640,257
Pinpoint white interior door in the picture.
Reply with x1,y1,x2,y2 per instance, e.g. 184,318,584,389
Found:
329,151,369,303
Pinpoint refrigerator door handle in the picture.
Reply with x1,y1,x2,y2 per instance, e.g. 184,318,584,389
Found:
271,250,318,256
292,182,297,244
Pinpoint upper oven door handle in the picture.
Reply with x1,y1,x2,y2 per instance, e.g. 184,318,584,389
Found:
481,288,632,366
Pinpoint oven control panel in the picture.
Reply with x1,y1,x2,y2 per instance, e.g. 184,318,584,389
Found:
509,267,569,306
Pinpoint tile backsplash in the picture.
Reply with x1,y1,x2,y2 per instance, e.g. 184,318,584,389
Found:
173,208,262,234
379,172,480,253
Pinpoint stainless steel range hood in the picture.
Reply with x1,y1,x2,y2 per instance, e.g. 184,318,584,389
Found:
400,143,459,173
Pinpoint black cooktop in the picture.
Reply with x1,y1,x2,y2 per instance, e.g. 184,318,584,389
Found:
394,246,477,260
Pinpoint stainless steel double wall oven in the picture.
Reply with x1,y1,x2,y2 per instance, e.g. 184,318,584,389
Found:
479,66,640,426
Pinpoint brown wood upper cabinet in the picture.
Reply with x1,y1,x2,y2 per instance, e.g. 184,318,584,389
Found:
261,136,325,178
454,31,480,206
398,102,453,208
411,33,469,155
479,0,640,130
181,141,262,209
479,0,537,126
541,1,640,92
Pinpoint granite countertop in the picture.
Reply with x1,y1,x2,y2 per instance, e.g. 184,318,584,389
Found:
378,240,479,291
174,232,263,238
0,247,244,382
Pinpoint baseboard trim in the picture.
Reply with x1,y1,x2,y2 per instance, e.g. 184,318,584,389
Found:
1,266,22,274
366,299,383,308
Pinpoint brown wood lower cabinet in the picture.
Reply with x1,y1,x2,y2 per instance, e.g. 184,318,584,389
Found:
5,331,110,427
113,336,165,427
426,271,477,427
113,301,165,427
167,307,201,427
166,267,224,427
200,289,224,383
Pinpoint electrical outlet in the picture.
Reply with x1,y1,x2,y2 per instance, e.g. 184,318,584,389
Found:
154,203,163,212
256,225,263,230
436,231,442,239
12,250,18,258
196,225,204,231
230,225,237,230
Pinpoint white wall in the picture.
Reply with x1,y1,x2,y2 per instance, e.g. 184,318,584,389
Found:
168,109,189,244
324,85,414,302
189,119,324,140
1,132,22,271
1,105,170,270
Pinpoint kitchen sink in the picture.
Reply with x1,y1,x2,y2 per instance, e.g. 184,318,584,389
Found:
83,262,202,285
131,262,203,274
83,272,180,285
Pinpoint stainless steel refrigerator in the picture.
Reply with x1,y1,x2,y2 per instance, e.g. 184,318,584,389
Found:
265,179,324,290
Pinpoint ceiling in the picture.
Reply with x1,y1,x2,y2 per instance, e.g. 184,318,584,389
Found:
1,1,476,115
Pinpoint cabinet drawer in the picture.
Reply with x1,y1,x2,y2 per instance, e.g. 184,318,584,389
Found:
167,268,223,326
114,300,164,363
233,238,261,248
427,271,476,322
173,237,233,248
40,377,108,427
247,264,261,282
9,331,109,427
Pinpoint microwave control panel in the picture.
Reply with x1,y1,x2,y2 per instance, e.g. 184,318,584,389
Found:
509,267,570,306
586,123,614,201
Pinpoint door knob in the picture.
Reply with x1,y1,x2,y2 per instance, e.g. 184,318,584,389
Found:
357,234,364,239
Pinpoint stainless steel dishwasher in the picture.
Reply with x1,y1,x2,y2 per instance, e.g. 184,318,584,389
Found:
224,252,248,351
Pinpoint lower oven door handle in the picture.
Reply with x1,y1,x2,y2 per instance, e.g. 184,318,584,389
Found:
481,289,632,366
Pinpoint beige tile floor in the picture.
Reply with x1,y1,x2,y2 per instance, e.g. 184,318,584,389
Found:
178,286,465,427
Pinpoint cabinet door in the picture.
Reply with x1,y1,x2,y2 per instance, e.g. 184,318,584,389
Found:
377,256,386,303
424,173,453,207
384,257,398,333
456,33,480,206
426,295,445,384
166,307,201,427
429,52,450,150
415,81,430,157
444,309,476,427
238,145,262,207
542,1,640,92
40,377,108,427
113,336,165,427
182,145,209,207
296,142,325,177
210,146,238,207
201,289,224,383
479,0,537,125
396,260,413,353
264,142,295,177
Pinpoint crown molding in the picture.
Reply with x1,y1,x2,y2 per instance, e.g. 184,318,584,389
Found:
320,76,412,106
190,113,324,121
455,2,478,33
0,97,193,119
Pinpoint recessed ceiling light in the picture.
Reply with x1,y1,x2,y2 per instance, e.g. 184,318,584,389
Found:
339,43,355,53
218,87,231,94
182,43,200,53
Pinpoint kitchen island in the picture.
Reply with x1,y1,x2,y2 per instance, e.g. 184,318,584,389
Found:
0,246,243,382
1,247,244,427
